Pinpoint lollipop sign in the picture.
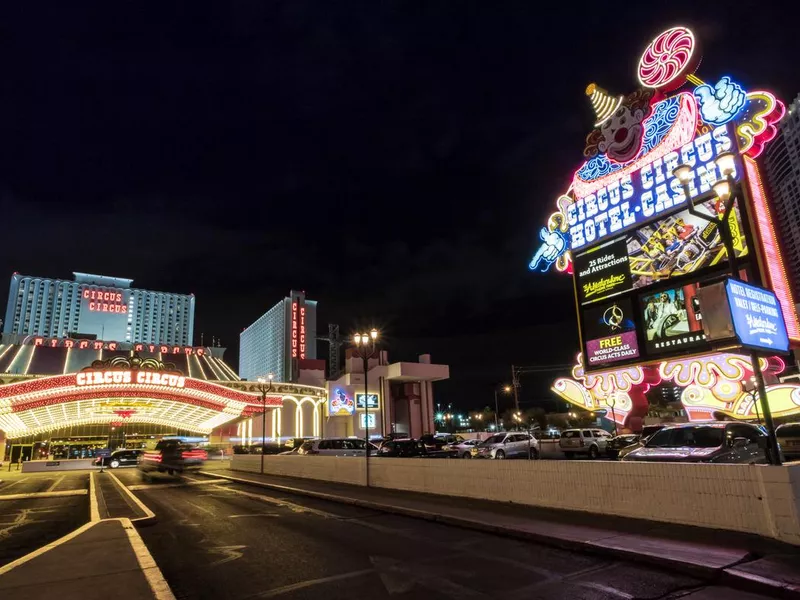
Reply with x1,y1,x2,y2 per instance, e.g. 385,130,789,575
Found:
638,26,698,91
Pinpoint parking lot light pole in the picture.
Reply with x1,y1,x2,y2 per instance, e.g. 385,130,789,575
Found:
494,385,511,431
353,329,379,486
256,374,274,474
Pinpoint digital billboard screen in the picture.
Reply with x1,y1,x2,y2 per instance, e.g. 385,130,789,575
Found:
640,282,707,354
627,198,748,290
582,298,640,368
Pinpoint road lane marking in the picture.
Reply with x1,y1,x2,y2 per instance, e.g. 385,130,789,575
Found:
122,518,177,600
187,500,216,516
127,478,231,491
45,474,65,492
105,470,156,523
208,544,247,566
211,485,337,518
229,513,279,519
0,520,96,575
0,489,87,501
573,581,634,599
249,568,375,598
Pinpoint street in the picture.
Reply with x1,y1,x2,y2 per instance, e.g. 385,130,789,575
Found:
109,469,772,600
0,472,88,565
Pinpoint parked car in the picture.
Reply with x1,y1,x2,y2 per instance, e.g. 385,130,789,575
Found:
622,422,772,463
559,429,612,459
296,438,379,457
442,438,481,458
138,440,207,476
94,449,142,468
776,423,800,460
606,434,640,459
377,439,427,458
471,432,539,459
532,429,563,458
616,424,666,460
417,434,462,458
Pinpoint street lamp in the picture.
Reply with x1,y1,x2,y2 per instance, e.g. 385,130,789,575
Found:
256,374,274,475
672,154,781,465
353,328,379,485
494,385,511,431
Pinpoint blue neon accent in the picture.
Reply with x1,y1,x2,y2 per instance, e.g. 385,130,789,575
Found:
695,77,747,126
529,227,567,272
576,96,681,182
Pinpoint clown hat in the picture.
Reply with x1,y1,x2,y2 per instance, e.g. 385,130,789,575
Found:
586,83,623,127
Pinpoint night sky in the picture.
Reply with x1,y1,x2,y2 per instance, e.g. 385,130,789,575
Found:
0,2,796,412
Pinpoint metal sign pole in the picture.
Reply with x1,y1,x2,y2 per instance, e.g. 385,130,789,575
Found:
751,352,782,465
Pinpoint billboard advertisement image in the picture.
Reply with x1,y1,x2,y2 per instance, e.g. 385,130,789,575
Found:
574,238,632,304
582,298,640,368
627,198,748,290
641,282,706,354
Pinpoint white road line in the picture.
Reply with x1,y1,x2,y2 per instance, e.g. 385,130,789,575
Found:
46,475,65,492
573,581,634,599
127,478,231,491
211,485,338,518
89,471,100,522
104,471,155,523
0,520,96,575
122,518,177,600
187,501,216,516
229,513,279,519
0,489,87,501
251,568,375,598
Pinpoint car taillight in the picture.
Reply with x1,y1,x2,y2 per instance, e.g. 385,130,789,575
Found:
181,450,207,459
144,452,162,462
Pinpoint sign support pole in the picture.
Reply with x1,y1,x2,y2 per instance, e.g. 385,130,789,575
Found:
750,352,782,465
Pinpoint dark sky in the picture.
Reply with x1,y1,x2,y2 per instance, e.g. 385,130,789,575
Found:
0,2,796,411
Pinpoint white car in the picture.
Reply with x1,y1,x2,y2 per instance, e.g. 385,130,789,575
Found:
471,432,539,459
296,438,378,457
559,429,612,459
443,438,481,458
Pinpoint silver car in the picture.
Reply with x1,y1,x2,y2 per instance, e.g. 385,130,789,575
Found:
443,438,481,458
622,422,772,463
776,423,800,460
296,438,378,457
471,432,539,459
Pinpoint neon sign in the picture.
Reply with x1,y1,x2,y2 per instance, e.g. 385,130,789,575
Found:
568,122,738,250
329,388,355,416
694,77,747,125
83,289,128,314
637,26,698,91
75,370,187,388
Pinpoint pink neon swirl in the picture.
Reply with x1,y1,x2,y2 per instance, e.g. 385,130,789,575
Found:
639,28,694,89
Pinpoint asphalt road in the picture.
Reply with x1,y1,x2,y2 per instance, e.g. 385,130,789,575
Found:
111,470,773,600
0,472,88,565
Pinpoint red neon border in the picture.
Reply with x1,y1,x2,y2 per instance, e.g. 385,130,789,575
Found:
743,156,800,342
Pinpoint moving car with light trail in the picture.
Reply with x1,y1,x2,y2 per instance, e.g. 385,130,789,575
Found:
138,439,207,475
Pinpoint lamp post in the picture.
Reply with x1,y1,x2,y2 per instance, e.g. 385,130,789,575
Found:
353,329,379,485
673,152,781,465
256,374,274,475
494,385,511,431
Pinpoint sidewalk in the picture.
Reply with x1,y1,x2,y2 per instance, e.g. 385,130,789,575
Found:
203,468,800,598
0,519,173,600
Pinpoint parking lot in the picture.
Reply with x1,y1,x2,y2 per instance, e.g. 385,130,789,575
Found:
0,471,89,565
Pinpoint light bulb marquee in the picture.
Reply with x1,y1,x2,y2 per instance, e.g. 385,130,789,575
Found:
531,26,800,425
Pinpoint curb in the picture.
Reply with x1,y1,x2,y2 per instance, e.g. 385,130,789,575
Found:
721,566,800,600
199,471,747,582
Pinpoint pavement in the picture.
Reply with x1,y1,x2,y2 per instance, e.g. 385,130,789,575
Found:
196,467,800,599
0,518,172,600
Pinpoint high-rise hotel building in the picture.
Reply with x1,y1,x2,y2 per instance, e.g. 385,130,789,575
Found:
3,272,195,346
239,290,317,382
764,93,800,298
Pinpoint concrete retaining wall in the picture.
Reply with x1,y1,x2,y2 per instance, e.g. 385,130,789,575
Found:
22,458,96,472
231,455,800,545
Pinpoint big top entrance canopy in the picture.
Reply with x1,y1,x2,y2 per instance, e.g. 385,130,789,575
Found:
0,338,327,439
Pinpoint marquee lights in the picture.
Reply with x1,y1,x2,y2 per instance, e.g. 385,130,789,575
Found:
75,370,187,389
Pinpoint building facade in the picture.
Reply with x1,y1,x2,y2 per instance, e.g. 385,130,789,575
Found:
764,93,800,298
3,272,195,345
239,290,317,382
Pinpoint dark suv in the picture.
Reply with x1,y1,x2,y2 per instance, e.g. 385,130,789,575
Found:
138,439,207,475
